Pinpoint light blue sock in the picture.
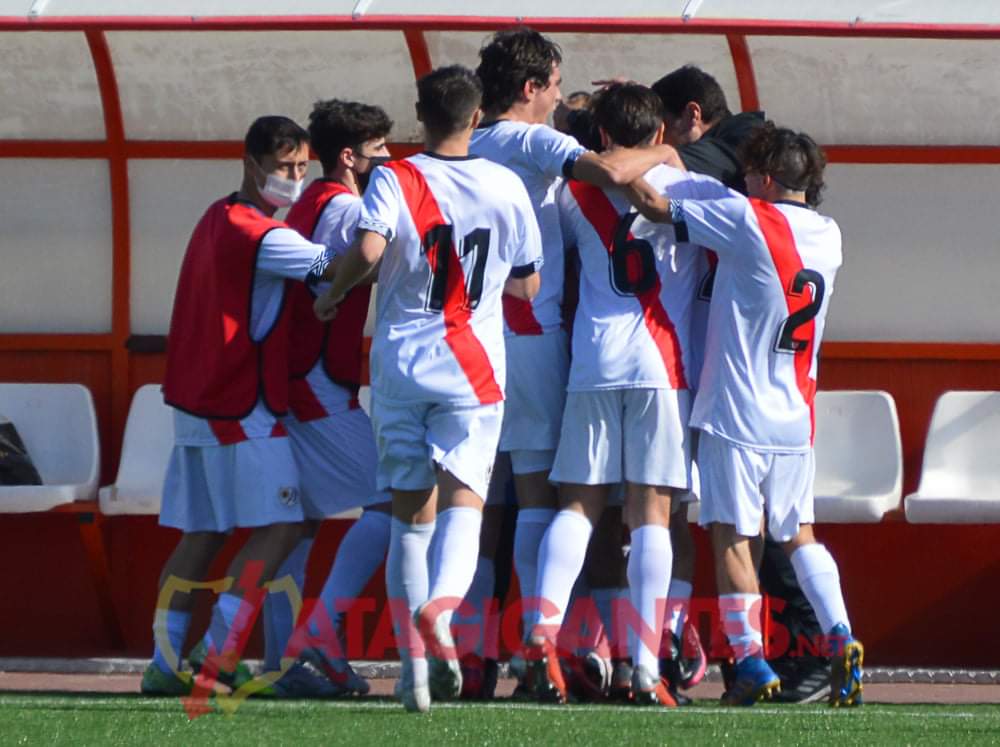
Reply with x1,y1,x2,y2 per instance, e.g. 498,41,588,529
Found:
313,511,391,640
152,609,191,674
204,591,245,655
263,538,312,671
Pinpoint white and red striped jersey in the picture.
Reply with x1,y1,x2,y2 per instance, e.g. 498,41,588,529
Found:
673,195,842,450
359,153,543,406
470,120,585,336
558,165,726,392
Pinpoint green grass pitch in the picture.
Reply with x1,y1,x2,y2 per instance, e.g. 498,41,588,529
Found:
4,694,999,746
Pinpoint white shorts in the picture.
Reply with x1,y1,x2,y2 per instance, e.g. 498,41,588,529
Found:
160,437,304,533
372,398,504,500
286,408,391,520
675,428,702,506
499,331,569,466
696,431,815,542
549,388,692,489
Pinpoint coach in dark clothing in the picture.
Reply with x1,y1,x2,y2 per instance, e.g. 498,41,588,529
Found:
651,65,830,703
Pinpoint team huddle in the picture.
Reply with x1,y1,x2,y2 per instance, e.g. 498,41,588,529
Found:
144,29,864,714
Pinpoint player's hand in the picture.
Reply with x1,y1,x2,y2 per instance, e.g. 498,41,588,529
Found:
314,291,344,322
591,76,630,89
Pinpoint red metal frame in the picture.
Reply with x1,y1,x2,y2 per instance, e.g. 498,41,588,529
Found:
726,34,760,112
2,15,1000,38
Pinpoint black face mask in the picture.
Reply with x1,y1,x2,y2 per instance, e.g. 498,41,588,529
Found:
358,155,392,192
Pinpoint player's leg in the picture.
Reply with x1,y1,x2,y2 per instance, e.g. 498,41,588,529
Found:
414,400,504,702
525,389,618,702
698,431,781,706
185,437,304,693
279,409,392,694
620,388,691,707
455,452,510,698
263,518,316,674
145,445,230,695
584,502,629,701
503,333,569,638
373,399,437,713
766,451,863,707
146,530,226,692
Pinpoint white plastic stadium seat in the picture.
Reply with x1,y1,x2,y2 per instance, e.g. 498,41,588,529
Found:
0,383,100,512
813,390,903,522
905,391,1000,523
685,390,903,524
99,385,173,515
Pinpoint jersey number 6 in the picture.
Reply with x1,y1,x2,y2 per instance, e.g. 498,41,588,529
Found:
422,225,491,313
609,212,658,297
774,269,825,353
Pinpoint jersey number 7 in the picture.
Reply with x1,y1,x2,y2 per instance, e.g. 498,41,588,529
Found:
422,225,491,313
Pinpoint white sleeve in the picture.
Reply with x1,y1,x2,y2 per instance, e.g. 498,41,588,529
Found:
525,124,586,181
358,166,401,241
508,181,544,274
255,227,328,282
311,195,363,257
556,180,578,249
673,195,752,257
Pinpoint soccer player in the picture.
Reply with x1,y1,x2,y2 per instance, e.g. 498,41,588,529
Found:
470,29,682,664
525,83,728,706
260,99,395,696
143,116,332,696
635,123,864,707
653,66,830,703
313,65,543,713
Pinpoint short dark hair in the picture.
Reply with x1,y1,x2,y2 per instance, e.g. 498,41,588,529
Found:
651,65,731,124
417,65,483,139
566,108,601,152
476,28,562,114
308,99,393,172
741,122,827,207
590,83,664,148
244,115,309,161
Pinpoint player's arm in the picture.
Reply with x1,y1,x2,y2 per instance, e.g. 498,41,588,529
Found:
502,179,544,300
504,262,540,300
314,230,385,320
571,144,685,188
314,165,398,319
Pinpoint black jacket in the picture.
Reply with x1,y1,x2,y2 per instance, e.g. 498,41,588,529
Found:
678,111,765,194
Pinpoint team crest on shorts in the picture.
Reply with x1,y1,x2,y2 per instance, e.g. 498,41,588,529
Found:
277,486,299,506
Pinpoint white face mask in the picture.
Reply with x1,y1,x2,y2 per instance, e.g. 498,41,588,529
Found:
253,158,304,208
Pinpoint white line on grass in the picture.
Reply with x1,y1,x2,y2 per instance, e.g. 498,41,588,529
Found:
1,696,996,721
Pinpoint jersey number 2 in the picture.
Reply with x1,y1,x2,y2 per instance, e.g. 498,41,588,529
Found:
774,269,825,353
422,226,491,312
609,212,657,297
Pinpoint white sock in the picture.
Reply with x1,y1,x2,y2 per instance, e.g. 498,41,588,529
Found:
152,609,191,674
533,509,593,636
790,543,851,634
427,507,483,627
514,508,556,630
453,555,495,656
719,593,763,662
263,537,312,671
592,586,628,659
386,518,434,684
665,578,693,639
309,510,391,647
626,524,673,674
